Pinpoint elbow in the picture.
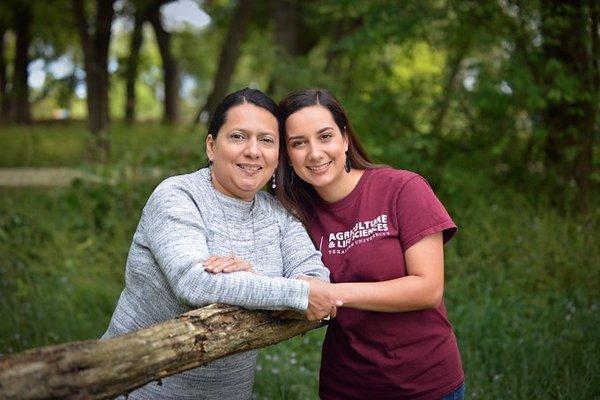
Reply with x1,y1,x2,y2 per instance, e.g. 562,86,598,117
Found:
426,286,444,309
173,272,214,307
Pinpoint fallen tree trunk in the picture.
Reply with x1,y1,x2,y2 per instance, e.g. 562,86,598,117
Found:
0,304,323,400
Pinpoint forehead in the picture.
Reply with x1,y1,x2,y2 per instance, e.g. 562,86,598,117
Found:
221,103,278,133
285,105,336,134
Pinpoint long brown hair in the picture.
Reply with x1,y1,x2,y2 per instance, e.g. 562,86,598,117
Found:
276,88,379,226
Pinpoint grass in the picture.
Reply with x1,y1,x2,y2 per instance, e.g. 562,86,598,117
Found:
0,123,598,399
0,121,204,168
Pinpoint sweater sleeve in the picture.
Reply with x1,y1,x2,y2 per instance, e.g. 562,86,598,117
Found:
142,184,310,311
279,210,330,283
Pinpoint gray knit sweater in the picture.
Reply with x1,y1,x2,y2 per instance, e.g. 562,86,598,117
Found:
102,168,329,399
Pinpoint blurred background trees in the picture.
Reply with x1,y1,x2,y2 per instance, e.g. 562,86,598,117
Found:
0,0,597,209
1,2,598,397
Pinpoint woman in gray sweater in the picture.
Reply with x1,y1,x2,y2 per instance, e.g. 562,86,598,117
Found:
102,88,338,399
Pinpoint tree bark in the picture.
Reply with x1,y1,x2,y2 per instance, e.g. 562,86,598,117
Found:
148,0,179,124
10,3,32,124
73,0,115,162
539,0,595,212
0,26,10,123
0,304,323,400
125,9,145,124
194,0,253,124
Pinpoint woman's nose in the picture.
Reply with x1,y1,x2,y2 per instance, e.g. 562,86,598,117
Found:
307,143,323,161
243,137,260,158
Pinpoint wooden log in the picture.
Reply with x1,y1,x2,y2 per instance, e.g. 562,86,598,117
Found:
0,304,323,400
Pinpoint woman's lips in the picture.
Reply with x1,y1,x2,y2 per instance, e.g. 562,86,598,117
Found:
237,163,263,175
306,161,332,173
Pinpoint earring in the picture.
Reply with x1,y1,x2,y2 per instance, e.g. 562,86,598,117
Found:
271,171,277,189
344,151,351,173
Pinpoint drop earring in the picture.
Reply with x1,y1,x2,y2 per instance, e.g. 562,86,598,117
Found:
271,171,277,189
344,151,351,173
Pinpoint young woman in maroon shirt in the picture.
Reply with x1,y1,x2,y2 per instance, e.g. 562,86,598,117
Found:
209,88,464,399
275,88,464,400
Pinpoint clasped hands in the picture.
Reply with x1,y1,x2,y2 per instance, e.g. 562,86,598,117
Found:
203,255,341,322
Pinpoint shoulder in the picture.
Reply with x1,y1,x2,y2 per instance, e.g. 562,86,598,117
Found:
366,167,425,192
145,169,209,212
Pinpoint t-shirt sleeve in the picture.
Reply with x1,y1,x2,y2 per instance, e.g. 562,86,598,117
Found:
396,175,457,251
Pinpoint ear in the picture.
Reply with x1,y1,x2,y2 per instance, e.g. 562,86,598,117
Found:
343,133,349,153
205,134,215,163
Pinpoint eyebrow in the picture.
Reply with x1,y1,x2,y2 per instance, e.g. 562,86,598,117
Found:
230,127,277,136
287,126,335,141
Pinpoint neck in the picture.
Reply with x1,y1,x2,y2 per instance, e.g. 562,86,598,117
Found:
315,169,364,203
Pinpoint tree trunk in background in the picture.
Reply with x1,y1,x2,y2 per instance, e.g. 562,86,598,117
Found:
95,0,113,127
323,18,363,76
148,0,179,124
10,4,32,124
125,9,145,124
0,26,10,123
73,0,115,162
194,0,252,124
539,0,595,212
267,0,321,94
274,0,299,55
429,43,468,138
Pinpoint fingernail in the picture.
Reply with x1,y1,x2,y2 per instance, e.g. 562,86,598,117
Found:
335,300,344,307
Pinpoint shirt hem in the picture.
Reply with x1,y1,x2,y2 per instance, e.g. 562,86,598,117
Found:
319,375,464,400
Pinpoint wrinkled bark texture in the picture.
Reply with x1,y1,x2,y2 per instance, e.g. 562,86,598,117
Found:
0,304,323,400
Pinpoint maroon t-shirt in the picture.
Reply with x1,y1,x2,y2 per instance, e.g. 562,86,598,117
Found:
309,168,463,400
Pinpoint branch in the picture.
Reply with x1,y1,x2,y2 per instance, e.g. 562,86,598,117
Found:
0,304,323,400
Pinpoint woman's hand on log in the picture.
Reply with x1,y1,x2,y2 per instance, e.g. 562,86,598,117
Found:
297,276,342,321
203,255,253,274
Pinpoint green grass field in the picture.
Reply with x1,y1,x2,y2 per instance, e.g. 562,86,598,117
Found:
1,124,598,399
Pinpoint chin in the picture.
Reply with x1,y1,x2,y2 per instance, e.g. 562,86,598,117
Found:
303,172,335,187
236,180,265,193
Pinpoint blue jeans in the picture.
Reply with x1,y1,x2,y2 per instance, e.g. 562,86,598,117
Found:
441,383,465,400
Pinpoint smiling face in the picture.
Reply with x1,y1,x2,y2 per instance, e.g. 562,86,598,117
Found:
285,105,351,199
206,103,279,201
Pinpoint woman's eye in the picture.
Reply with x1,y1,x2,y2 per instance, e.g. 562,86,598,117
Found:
230,132,245,140
320,133,333,140
290,140,304,148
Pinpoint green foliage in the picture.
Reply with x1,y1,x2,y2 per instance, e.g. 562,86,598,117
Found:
0,123,598,398
0,122,205,168
1,0,599,397
0,175,597,399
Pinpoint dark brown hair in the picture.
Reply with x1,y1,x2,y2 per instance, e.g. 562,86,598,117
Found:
207,87,279,140
276,88,378,225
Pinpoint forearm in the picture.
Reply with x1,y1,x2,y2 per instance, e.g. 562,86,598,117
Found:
177,265,310,311
330,275,443,313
